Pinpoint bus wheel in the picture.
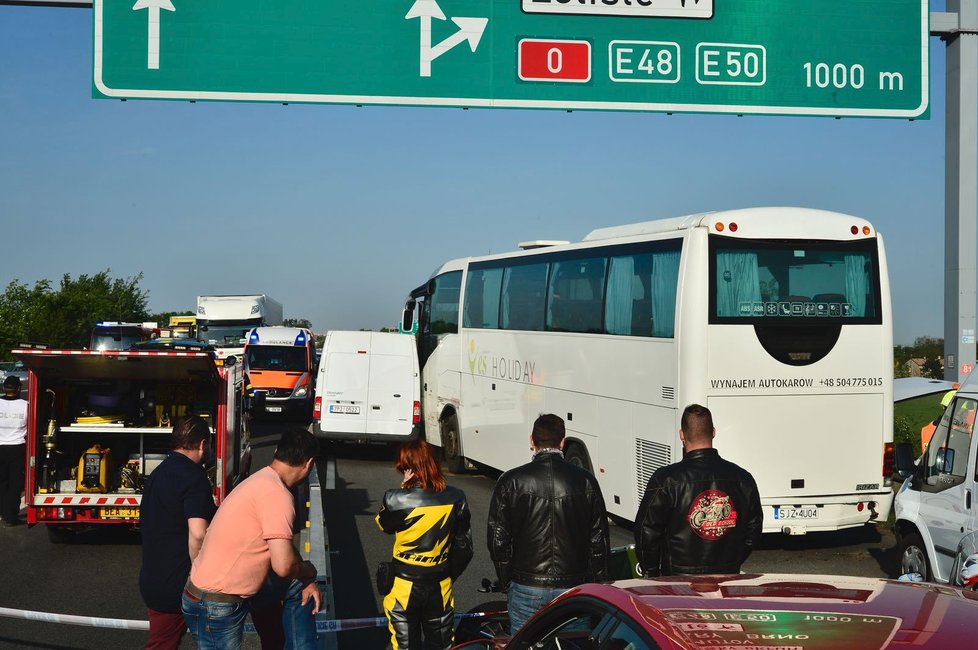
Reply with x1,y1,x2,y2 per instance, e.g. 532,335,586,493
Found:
442,414,466,474
899,531,931,581
564,442,593,474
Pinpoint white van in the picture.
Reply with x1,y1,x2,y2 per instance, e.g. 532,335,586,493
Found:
313,331,421,442
894,378,978,583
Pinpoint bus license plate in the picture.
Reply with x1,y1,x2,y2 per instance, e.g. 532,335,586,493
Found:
329,405,360,415
266,406,283,413
775,506,818,519
102,508,138,519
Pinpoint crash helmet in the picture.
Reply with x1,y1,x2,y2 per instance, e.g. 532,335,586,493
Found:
961,553,978,589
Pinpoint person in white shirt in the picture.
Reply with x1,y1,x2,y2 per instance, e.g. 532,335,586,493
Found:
0,375,27,527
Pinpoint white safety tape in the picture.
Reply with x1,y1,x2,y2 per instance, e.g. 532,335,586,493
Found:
0,606,149,631
0,606,506,634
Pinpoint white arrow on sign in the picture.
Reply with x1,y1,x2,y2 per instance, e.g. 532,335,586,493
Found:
405,0,488,78
132,0,175,70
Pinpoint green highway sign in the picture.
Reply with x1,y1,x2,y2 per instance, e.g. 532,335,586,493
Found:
94,0,929,118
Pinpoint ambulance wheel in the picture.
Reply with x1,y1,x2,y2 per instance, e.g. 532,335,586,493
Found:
443,414,466,474
899,531,931,582
47,526,75,544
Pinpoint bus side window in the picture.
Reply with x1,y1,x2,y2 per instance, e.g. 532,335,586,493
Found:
428,272,463,336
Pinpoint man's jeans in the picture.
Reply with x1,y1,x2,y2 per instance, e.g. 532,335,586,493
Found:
181,593,248,650
182,578,318,650
507,583,569,635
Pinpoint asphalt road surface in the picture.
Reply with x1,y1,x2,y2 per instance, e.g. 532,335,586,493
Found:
319,441,899,650
0,419,297,650
0,424,899,650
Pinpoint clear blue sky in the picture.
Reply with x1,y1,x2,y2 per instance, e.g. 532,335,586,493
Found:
0,2,955,344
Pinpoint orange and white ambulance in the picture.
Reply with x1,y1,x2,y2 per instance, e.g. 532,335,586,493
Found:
243,327,316,418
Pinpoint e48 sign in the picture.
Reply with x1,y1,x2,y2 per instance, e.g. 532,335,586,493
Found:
94,0,928,118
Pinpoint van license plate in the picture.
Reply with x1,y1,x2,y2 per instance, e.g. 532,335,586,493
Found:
102,508,138,519
329,405,360,415
266,406,283,413
774,507,818,519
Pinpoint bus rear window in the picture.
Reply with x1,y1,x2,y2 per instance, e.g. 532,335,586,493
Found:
709,236,881,324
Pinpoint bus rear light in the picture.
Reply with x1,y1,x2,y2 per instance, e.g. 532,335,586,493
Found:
857,502,865,512
850,225,859,235
728,222,738,233
413,401,421,424
862,226,871,235
313,396,322,419
715,222,725,232
882,442,895,479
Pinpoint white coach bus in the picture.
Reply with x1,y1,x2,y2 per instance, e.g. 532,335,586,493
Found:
400,207,894,534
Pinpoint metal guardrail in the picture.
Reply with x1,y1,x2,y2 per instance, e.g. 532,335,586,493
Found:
301,462,338,650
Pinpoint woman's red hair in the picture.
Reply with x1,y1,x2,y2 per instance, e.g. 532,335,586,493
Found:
395,439,446,492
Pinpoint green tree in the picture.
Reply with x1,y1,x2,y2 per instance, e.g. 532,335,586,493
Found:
283,318,313,329
922,356,944,379
0,270,149,358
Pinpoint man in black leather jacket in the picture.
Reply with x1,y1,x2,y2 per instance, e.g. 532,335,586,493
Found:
488,414,609,634
635,404,763,576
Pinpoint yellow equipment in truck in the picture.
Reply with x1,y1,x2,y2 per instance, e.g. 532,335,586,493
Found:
77,445,113,493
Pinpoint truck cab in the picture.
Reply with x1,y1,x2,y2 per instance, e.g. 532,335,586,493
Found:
243,327,315,418
895,381,978,583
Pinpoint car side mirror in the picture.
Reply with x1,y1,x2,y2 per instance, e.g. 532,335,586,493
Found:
894,442,916,479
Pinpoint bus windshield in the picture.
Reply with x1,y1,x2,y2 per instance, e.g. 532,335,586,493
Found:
710,236,881,324
246,346,308,372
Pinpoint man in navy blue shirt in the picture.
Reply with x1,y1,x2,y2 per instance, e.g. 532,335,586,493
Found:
140,415,216,650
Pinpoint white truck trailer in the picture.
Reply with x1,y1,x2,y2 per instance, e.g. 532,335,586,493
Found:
196,295,284,361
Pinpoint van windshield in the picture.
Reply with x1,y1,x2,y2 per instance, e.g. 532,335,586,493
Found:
91,326,145,351
247,346,308,372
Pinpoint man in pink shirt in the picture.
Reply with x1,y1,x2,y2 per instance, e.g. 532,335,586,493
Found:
182,428,321,650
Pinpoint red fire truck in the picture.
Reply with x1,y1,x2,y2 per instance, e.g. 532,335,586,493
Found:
13,344,250,542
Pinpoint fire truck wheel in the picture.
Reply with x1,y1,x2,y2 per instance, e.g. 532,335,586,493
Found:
46,526,75,544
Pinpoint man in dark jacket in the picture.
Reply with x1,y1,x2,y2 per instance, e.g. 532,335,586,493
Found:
139,415,216,650
488,414,609,634
635,403,763,577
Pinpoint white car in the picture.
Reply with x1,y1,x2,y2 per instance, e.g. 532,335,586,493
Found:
0,361,27,387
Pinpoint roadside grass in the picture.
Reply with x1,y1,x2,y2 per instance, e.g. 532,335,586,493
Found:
894,393,945,452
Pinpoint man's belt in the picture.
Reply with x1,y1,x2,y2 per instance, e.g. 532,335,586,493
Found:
184,580,245,603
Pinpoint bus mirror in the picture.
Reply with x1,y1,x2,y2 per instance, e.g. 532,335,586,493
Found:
426,279,436,296
224,355,237,368
400,301,417,334
400,309,417,335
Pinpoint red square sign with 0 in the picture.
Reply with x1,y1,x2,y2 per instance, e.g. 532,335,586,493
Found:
518,39,591,83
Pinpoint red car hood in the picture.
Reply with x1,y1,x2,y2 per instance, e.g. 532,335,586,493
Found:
597,574,978,649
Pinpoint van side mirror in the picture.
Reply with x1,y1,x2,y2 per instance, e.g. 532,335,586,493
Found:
894,442,916,479
941,447,956,474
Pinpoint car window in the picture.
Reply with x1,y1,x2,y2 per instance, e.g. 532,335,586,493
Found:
923,397,976,491
604,618,655,650
511,595,660,650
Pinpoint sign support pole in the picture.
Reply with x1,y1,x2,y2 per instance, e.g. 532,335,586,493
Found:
936,3,978,382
